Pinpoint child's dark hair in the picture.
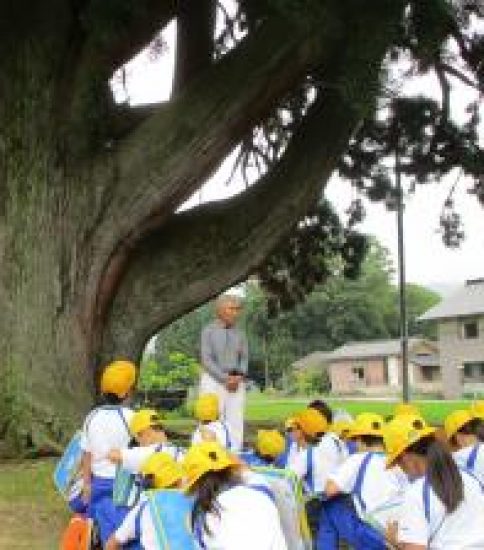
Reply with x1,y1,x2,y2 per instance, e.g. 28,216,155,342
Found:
190,467,240,537
357,434,384,448
309,400,333,423
451,418,483,445
406,435,464,514
101,393,124,405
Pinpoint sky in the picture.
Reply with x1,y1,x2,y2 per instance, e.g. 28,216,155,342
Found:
112,16,484,294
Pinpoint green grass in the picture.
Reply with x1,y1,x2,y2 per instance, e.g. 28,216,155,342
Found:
0,459,69,549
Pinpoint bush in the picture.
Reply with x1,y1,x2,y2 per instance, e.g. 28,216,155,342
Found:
139,352,200,391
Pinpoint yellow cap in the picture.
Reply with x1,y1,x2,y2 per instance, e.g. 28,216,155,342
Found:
349,413,385,439
444,409,477,440
130,409,163,436
100,360,136,398
182,442,238,490
471,401,484,420
384,414,436,467
294,408,328,438
394,402,420,417
140,452,183,489
255,430,285,458
194,394,220,422
331,420,354,439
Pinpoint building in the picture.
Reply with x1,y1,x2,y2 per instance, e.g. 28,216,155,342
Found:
325,338,440,395
419,278,484,399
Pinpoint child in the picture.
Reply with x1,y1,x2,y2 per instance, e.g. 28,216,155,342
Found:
274,417,297,468
385,413,484,549
320,413,403,550
309,400,348,463
183,441,288,550
445,409,484,484
80,360,136,546
107,408,183,473
288,408,348,495
240,430,286,467
191,393,233,449
106,452,184,549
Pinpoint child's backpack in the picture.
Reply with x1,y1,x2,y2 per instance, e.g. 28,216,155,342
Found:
146,490,196,550
252,466,312,550
60,515,93,550
112,465,141,507
54,432,84,500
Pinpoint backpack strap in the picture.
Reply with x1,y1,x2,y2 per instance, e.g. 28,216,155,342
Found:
422,477,431,523
135,500,149,543
467,444,480,471
353,452,374,513
221,421,232,450
246,483,276,504
304,446,315,493
276,435,292,467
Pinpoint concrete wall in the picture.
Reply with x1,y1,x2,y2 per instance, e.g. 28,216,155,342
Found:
439,316,484,398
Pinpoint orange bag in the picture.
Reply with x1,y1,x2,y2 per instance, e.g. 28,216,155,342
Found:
60,515,92,550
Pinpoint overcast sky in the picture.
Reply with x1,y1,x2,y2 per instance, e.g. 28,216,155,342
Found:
113,18,483,293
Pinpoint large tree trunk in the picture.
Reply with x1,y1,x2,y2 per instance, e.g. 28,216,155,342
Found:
0,0,406,456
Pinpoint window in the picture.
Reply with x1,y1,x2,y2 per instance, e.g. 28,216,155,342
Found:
463,321,479,339
463,362,484,382
352,366,365,382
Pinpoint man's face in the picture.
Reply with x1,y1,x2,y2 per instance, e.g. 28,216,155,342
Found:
217,300,241,326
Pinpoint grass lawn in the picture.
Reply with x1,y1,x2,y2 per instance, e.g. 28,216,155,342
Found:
0,459,68,549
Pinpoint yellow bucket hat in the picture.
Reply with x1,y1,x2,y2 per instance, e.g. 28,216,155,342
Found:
348,413,385,439
285,417,297,430
182,442,238,491
470,401,484,420
294,408,328,438
100,360,136,398
130,409,164,436
256,430,285,458
140,452,183,489
194,394,220,423
384,414,436,467
394,402,420,417
331,420,354,439
444,409,477,440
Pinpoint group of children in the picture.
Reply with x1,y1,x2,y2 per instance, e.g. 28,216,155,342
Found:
62,359,484,549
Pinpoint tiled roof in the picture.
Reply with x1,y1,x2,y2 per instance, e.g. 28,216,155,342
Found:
419,279,484,321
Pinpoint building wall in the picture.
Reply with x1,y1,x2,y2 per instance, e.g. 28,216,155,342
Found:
329,359,387,393
439,315,484,398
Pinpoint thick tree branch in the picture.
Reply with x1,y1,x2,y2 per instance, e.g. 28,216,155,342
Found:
99,82,375,360
85,16,334,341
83,0,177,74
173,0,217,95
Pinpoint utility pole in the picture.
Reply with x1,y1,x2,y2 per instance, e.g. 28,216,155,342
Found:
396,145,410,402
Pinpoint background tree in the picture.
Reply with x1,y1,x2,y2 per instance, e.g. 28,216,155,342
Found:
0,0,481,454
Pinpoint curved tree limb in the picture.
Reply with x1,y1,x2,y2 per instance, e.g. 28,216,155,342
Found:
173,0,217,95
85,16,335,342
99,85,372,360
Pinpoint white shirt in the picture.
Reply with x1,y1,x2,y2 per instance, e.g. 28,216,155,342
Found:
289,433,348,493
330,452,404,525
115,485,287,550
120,443,184,474
192,420,232,449
80,406,133,478
453,444,484,485
198,485,288,550
398,470,484,549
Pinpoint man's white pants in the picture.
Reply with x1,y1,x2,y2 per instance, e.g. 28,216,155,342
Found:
199,373,245,452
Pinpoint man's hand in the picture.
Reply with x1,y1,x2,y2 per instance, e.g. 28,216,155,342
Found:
226,374,243,392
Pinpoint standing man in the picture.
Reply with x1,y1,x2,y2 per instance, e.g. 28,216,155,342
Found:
200,294,248,452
